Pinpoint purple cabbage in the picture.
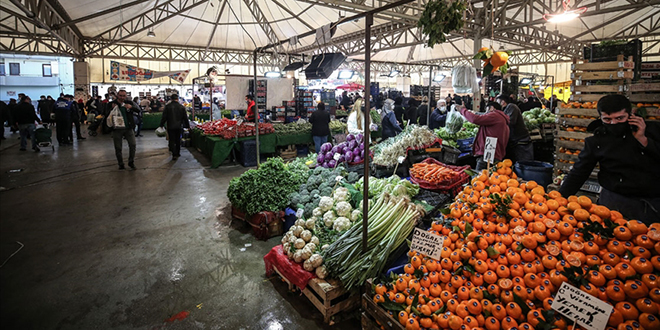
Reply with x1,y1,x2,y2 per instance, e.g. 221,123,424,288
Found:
353,155,362,163
331,146,341,154
347,140,357,150
328,160,336,168
317,153,325,164
341,146,350,154
344,150,353,160
356,133,364,143
325,151,334,160
346,134,354,141
337,155,345,163
359,143,365,151
321,142,333,153
352,149,360,157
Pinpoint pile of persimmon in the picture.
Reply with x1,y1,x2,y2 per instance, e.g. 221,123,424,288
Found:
371,159,660,330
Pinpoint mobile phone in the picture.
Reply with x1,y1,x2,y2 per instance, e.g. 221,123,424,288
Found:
629,114,639,132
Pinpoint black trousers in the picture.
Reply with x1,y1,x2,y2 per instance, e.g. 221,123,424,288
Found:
168,128,182,156
56,116,71,144
72,119,83,139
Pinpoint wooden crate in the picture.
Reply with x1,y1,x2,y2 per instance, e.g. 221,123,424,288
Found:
271,265,359,324
529,128,542,141
361,312,382,330
570,55,633,103
361,293,405,330
629,82,660,103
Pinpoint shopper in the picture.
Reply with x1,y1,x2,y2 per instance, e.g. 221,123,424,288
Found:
109,90,137,170
309,102,331,153
139,97,150,112
8,98,19,134
416,97,430,126
381,99,402,140
347,97,369,137
68,95,85,141
54,95,73,145
559,95,660,224
429,100,448,130
453,94,463,106
133,98,143,137
0,101,10,141
160,94,189,159
15,95,42,152
459,102,510,171
37,96,51,127
497,95,532,162
404,98,418,125
393,97,405,126
245,94,258,122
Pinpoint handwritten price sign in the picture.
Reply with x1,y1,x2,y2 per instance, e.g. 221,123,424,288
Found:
410,228,445,260
551,282,613,330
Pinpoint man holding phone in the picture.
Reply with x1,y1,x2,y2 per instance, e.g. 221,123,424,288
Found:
559,95,660,224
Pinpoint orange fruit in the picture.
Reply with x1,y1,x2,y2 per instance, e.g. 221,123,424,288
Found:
577,195,592,209
405,317,420,330
567,201,581,212
573,209,590,221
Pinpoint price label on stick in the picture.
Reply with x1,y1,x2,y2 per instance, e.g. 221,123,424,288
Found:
551,282,613,330
484,137,497,164
333,153,341,161
410,228,445,260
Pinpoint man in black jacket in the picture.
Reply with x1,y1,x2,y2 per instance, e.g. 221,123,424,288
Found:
497,95,533,162
15,96,42,151
393,97,405,126
309,102,330,153
110,90,137,169
416,97,430,126
559,95,660,224
160,94,189,159
404,98,418,124
67,95,85,141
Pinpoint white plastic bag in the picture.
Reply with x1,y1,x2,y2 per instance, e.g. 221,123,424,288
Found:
106,105,126,129
155,126,167,137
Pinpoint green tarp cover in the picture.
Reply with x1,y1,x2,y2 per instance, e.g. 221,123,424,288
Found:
141,113,162,130
191,129,276,168
275,133,313,146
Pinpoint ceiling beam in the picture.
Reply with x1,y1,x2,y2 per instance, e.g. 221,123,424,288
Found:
272,0,314,30
7,0,82,56
85,0,210,57
52,0,145,29
204,0,227,54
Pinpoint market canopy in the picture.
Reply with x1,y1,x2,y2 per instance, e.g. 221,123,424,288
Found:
1,0,658,66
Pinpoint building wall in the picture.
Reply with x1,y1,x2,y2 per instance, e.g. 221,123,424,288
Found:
0,54,75,101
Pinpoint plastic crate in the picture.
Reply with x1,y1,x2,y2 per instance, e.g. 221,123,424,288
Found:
442,146,461,164
238,140,258,167
456,137,474,153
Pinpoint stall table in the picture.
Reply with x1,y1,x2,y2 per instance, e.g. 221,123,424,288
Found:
191,129,276,168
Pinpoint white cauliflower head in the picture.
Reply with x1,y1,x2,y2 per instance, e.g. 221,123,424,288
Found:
312,207,323,218
319,196,335,212
335,201,352,217
323,210,336,227
333,217,351,231
333,187,349,202
350,209,361,222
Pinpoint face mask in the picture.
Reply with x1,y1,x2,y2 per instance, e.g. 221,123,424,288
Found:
603,122,630,136
440,106,446,111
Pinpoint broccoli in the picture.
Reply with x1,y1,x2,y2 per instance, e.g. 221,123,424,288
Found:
314,166,324,175
319,181,331,191
347,172,359,184
309,189,320,197
299,184,307,192
300,194,311,204
289,192,301,206
320,187,333,197
306,176,316,186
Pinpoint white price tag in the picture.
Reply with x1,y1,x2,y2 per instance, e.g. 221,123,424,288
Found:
484,137,498,164
410,228,445,260
551,282,613,330
333,153,341,161
397,156,406,164
335,176,344,182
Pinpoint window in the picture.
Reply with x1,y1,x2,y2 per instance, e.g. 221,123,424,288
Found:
42,64,52,77
9,63,20,76
0,63,5,76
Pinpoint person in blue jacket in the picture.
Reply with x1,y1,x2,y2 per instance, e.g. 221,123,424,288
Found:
429,99,448,129
381,99,402,140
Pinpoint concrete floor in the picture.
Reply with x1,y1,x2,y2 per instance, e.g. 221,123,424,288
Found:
0,127,361,330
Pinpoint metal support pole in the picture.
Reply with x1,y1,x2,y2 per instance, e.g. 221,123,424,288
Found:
473,35,482,111
427,65,432,125
254,50,260,168
362,13,373,253
209,83,213,122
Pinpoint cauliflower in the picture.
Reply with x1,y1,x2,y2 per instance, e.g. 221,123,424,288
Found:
301,245,313,260
312,207,323,218
350,209,361,222
293,250,303,263
335,201,352,217
295,219,306,227
319,196,334,212
305,243,317,253
309,254,323,268
310,236,320,246
303,259,315,271
294,238,306,249
322,244,329,250
301,230,312,242
283,242,291,253
333,187,349,202
281,235,289,245
333,217,351,231
292,225,303,237
305,218,316,230
315,265,328,279
323,210,336,227
287,248,294,259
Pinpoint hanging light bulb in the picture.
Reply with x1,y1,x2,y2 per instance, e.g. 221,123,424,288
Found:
543,0,587,23
147,29,156,37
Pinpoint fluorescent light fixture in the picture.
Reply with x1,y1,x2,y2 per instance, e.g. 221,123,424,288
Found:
433,74,446,83
338,70,355,79
147,30,156,38
388,70,400,78
543,0,586,23
264,71,282,78
519,78,533,85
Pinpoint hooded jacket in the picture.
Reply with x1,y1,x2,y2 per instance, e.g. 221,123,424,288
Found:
460,108,510,161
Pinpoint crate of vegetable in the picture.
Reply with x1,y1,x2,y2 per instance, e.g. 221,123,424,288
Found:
316,133,370,167
409,158,470,190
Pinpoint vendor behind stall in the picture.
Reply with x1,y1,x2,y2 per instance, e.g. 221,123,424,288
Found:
459,102,510,171
245,94,259,122
559,95,660,224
